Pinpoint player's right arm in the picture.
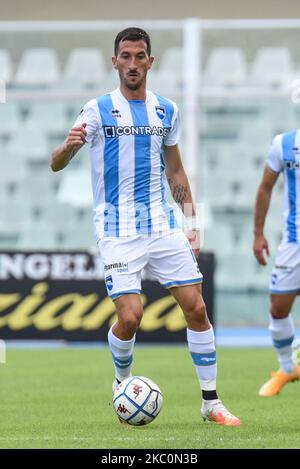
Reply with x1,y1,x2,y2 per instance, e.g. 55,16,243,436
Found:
253,166,279,265
50,123,87,172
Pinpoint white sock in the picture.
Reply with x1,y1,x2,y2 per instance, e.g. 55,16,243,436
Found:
269,314,295,373
187,327,217,392
108,326,135,382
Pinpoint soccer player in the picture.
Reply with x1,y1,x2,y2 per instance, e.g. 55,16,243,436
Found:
51,27,240,425
253,130,300,396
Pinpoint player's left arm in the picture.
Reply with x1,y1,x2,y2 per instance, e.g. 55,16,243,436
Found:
164,144,200,256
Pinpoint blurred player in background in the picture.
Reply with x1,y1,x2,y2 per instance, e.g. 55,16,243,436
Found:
254,130,300,396
51,27,240,425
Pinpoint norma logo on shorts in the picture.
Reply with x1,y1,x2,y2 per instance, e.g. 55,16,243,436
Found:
104,262,128,273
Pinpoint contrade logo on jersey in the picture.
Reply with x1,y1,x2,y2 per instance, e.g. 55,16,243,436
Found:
103,126,170,138
284,160,300,170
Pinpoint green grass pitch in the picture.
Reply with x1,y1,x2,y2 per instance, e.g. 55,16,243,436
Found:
0,347,299,449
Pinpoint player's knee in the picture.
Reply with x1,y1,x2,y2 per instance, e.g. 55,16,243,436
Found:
184,297,207,323
119,307,143,333
270,303,289,319
122,315,141,334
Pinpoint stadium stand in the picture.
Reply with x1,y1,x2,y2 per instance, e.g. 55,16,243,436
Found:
202,47,247,87
249,47,294,88
14,48,60,87
62,48,107,89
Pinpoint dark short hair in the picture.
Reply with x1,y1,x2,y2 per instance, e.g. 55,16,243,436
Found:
114,27,151,57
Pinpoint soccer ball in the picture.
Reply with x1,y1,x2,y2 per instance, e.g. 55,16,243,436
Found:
113,376,163,426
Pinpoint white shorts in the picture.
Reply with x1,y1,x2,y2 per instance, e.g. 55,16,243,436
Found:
269,242,300,294
98,230,203,300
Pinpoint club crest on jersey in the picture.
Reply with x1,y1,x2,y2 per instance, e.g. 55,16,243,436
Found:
105,275,113,291
271,274,277,285
155,106,166,120
111,109,122,118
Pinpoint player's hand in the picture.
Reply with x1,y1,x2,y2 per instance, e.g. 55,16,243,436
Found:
186,229,201,258
253,234,270,266
63,123,87,151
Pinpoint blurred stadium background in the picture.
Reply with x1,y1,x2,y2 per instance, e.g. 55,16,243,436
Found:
1,0,300,347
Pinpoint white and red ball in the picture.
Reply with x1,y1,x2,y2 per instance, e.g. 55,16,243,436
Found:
113,376,163,426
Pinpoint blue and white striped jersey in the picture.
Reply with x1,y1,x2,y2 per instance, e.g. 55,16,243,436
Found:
74,88,180,240
267,129,300,243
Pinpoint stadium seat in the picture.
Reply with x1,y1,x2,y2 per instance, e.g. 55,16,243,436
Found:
18,224,58,249
0,184,6,202
57,170,92,207
0,102,22,138
238,119,273,150
158,47,183,76
0,146,27,185
62,48,107,88
235,212,283,267
151,47,184,90
0,233,20,249
200,115,240,141
203,224,235,258
59,223,95,250
6,129,49,163
232,173,261,209
202,48,247,87
0,49,13,84
216,253,258,289
15,174,57,207
14,48,60,86
202,140,236,165
261,100,296,135
0,200,31,233
147,71,180,95
203,173,234,208
64,100,88,130
203,143,258,179
24,101,69,136
203,147,260,209
56,207,95,249
102,69,120,93
249,47,294,88
40,203,79,227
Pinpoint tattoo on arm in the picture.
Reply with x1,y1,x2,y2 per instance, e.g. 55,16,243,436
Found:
168,178,188,208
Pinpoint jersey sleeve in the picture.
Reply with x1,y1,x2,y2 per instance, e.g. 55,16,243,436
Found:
266,134,283,173
73,99,100,146
164,102,181,146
